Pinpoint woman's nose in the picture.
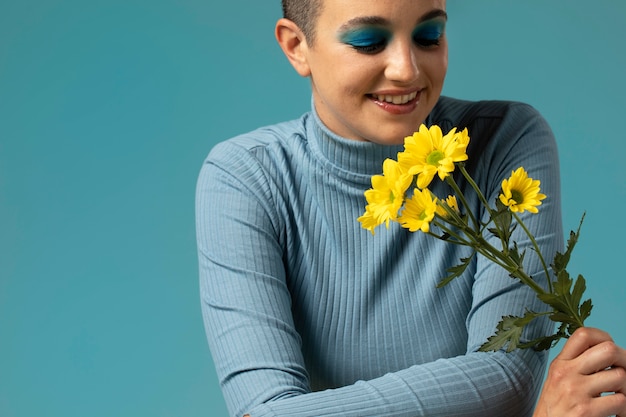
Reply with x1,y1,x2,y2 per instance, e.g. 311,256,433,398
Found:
384,41,419,84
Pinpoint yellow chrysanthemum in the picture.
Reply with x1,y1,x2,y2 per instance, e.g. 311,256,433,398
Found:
499,167,547,213
397,124,470,189
358,158,412,234
436,195,460,218
398,188,438,233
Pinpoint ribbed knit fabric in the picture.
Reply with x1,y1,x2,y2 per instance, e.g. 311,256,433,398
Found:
196,96,563,417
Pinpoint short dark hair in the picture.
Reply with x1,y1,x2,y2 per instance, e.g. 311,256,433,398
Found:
281,0,323,44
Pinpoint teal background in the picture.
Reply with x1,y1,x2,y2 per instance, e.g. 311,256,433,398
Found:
1,1,624,416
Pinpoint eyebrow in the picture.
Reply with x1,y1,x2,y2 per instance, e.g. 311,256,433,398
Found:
420,9,448,23
338,9,448,32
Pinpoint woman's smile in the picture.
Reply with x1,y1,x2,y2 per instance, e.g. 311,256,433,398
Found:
368,90,421,114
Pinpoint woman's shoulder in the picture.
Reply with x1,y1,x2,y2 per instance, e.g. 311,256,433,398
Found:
207,113,310,163
198,113,313,191
430,96,557,175
429,96,546,131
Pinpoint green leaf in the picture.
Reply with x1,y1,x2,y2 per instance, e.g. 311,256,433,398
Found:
553,270,573,297
538,292,570,313
538,261,592,337
493,199,513,231
579,298,593,322
571,274,587,308
552,213,585,274
531,335,562,351
508,242,526,267
479,312,538,353
437,254,475,288
486,199,517,249
548,311,580,325
519,332,564,351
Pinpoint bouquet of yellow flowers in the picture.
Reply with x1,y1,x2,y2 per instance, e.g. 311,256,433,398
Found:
358,124,592,352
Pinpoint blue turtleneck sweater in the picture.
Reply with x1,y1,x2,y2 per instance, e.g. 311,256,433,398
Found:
196,96,563,417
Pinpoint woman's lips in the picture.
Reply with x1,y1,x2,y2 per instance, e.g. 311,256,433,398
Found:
371,90,418,104
369,90,421,115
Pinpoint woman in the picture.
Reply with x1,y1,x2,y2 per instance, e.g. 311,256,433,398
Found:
196,1,626,416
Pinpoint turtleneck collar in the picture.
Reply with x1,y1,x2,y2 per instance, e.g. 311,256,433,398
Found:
305,102,405,185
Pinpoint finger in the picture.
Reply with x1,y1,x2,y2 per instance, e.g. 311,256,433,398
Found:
578,342,626,376
591,392,626,417
586,366,626,397
558,327,613,361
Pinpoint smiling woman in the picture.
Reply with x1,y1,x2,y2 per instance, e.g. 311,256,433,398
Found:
2,0,624,416
276,1,448,144
194,1,626,417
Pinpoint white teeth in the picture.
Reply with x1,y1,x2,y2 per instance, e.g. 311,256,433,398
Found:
374,91,418,104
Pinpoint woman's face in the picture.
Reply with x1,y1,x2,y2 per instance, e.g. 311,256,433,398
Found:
302,0,448,145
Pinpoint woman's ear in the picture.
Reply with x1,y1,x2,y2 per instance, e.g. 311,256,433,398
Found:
275,18,311,77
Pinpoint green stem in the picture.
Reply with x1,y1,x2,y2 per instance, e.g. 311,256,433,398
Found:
458,164,496,219
431,214,548,299
473,235,548,297
435,220,517,284
511,211,553,293
445,174,479,231
456,164,511,253
431,219,474,247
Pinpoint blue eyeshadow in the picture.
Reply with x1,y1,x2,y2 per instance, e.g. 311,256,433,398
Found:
339,27,392,48
412,19,446,41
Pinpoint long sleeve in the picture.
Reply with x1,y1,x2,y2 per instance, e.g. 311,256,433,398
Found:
196,98,562,417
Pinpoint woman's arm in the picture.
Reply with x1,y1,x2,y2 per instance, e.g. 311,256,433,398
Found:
197,150,547,417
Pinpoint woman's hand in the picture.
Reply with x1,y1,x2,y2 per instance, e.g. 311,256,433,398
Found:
534,327,626,417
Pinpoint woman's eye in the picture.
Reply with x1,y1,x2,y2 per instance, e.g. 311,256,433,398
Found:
340,28,390,55
414,36,441,47
351,39,388,54
412,21,445,48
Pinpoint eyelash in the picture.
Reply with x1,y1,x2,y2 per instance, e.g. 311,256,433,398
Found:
414,35,441,48
414,22,445,47
349,32,443,54
351,39,388,54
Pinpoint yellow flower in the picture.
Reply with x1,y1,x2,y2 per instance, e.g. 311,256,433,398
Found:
397,124,470,189
398,188,438,233
358,158,412,234
499,167,547,213
436,195,460,218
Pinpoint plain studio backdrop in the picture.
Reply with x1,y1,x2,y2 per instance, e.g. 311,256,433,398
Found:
1,1,624,416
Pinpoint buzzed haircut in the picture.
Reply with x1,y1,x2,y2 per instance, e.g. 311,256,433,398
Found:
281,0,323,44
